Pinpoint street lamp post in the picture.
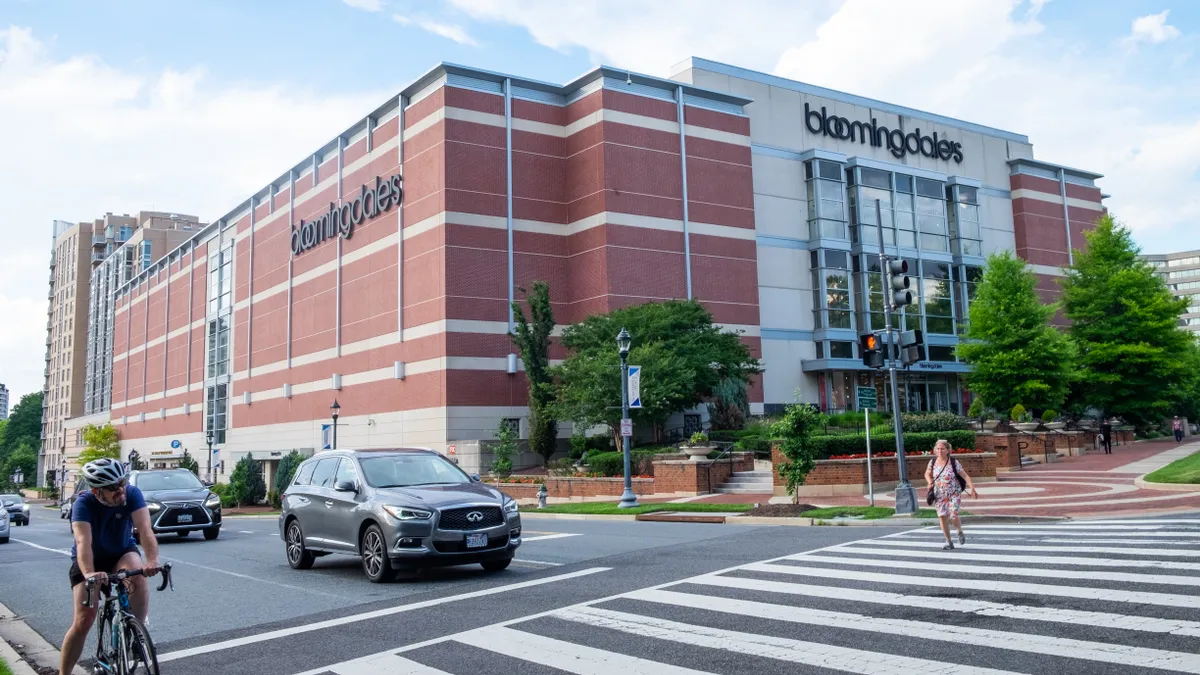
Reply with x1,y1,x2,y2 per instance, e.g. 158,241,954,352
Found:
330,400,341,450
206,430,215,482
616,328,639,509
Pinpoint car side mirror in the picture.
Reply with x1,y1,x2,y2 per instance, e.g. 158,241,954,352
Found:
333,480,357,492
469,474,481,482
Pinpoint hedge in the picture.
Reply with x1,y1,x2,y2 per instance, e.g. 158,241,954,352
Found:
810,430,976,459
585,450,662,477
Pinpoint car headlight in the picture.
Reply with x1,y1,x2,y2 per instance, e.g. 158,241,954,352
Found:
21,505,29,512
147,503,162,514
204,494,221,509
382,505,432,521
503,499,518,515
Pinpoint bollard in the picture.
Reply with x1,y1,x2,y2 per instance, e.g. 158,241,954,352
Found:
537,483,547,509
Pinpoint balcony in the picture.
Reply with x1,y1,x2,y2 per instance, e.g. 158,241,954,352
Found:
92,234,107,248
91,251,105,264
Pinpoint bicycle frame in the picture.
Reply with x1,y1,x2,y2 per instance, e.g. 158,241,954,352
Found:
83,564,173,675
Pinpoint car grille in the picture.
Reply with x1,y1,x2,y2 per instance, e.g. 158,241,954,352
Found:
433,534,509,553
157,505,210,528
438,506,504,530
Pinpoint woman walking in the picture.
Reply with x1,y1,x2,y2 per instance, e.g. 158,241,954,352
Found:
924,439,978,550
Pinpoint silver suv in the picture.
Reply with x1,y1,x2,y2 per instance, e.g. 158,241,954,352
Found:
279,448,522,582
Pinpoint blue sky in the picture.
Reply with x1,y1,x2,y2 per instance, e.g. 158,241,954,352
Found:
1,0,1198,400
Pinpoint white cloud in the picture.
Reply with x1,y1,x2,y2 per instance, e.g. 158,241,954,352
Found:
393,14,479,46
0,26,387,401
342,0,385,11
449,0,1199,254
1125,10,1181,50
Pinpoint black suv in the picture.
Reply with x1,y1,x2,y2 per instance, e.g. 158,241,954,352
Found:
129,469,222,541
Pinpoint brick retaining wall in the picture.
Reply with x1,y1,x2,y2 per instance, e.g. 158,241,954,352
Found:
494,451,756,500
771,445,997,497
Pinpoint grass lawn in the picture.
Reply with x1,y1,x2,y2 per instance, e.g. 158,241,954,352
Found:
0,655,14,675
1144,449,1200,484
520,502,756,516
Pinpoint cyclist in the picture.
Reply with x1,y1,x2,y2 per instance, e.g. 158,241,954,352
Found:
60,458,161,675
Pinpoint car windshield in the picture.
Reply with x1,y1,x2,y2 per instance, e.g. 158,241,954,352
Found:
360,454,471,488
1,494,22,505
135,472,204,492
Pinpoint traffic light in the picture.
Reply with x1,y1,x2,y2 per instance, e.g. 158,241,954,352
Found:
860,333,884,369
899,329,925,366
889,260,913,309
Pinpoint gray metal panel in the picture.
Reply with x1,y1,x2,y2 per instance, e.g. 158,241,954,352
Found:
677,56,1030,144
604,76,676,102
682,93,745,116
760,328,816,341
566,77,604,104
1063,174,1097,188
409,74,447,107
512,85,566,106
756,235,810,250
752,144,806,161
978,186,1012,200
1011,163,1059,181
447,72,504,95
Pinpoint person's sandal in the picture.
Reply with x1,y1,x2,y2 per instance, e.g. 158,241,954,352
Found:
959,533,966,546
942,542,955,550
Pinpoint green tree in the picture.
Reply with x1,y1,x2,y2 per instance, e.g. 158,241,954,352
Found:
707,378,749,431
1,392,43,457
772,394,824,504
228,453,266,507
1060,215,1192,429
553,300,762,447
956,251,1075,416
178,450,200,476
490,420,517,478
273,450,305,493
1,443,38,491
79,423,122,465
510,282,558,464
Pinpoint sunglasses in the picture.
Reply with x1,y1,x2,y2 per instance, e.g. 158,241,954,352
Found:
102,481,127,493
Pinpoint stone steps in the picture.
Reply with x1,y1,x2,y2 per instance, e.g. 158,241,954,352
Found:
714,470,774,494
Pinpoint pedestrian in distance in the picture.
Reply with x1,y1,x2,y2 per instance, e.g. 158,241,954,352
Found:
1173,416,1184,443
924,439,978,550
1100,418,1113,454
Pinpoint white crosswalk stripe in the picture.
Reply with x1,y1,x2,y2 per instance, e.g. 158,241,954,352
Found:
296,519,1200,675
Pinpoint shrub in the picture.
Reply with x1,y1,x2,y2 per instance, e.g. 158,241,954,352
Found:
267,489,281,510
547,458,577,477
824,410,888,429
688,432,710,446
569,433,588,460
584,451,624,477
228,454,266,507
1042,409,1058,422
901,412,971,433
273,450,304,494
209,482,236,509
490,419,517,478
1010,403,1029,422
967,398,984,419
809,430,976,459
735,437,773,457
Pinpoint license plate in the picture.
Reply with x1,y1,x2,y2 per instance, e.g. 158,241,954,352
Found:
177,514,193,523
465,533,488,549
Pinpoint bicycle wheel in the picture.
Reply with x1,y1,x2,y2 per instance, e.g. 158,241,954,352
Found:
117,615,159,675
93,611,117,671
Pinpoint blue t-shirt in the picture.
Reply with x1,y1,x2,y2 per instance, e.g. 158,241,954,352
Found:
70,485,147,560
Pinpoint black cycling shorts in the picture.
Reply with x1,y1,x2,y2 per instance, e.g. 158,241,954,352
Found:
68,547,142,588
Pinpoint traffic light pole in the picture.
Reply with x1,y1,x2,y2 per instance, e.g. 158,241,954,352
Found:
875,200,919,515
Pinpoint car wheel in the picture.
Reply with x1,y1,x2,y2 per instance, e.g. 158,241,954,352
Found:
0,537,7,544
481,558,512,572
285,520,315,570
360,524,395,583
203,527,220,541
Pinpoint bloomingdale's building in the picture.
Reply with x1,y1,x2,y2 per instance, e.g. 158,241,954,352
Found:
76,56,1106,477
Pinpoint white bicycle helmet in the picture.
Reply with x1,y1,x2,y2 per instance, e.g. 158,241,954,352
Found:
82,458,129,488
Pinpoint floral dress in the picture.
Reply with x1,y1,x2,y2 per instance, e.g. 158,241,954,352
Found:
927,458,961,517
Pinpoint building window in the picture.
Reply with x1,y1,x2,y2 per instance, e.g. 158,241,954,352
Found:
208,242,233,315
141,240,152,270
927,345,957,362
922,262,954,335
850,167,896,247
1168,256,1200,267
805,160,848,240
829,341,854,359
207,317,230,378
501,418,521,437
206,383,227,445
948,185,981,257
813,250,854,330
915,178,949,253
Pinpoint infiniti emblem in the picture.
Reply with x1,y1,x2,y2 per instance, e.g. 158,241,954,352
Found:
466,511,484,523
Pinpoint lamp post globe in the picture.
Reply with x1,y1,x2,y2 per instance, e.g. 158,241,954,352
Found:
330,399,341,450
615,327,638,509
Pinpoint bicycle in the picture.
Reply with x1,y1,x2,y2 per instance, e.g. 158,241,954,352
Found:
82,563,174,675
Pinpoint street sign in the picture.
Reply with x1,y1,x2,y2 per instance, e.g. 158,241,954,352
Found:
620,419,633,437
170,440,181,449
857,386,878,410
628,365,642,408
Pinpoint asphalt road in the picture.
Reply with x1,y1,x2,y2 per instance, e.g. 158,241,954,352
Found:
6,508,1199,674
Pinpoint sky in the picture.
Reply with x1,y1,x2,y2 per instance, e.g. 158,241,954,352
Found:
1,0,1198,402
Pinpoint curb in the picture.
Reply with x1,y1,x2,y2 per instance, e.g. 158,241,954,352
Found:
1134,476,1200,493
0,599,87,675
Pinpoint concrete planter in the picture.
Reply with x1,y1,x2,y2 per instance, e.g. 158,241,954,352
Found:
681,445,716,461
1012,422,1041,432
981,420,1001,432
1043,422,1066,431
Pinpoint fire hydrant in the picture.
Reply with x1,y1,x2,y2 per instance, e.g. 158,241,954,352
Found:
537,483,548,509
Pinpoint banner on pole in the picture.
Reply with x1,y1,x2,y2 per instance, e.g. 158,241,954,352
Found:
321,424,332,450
628,365,642,408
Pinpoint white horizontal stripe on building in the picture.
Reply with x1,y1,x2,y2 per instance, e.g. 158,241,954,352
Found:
683,574,1200,637
630,589,1200,673
742,562,1200,608
1011,188,1103,211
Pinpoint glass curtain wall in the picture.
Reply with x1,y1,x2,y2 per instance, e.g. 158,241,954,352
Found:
205,241,233,445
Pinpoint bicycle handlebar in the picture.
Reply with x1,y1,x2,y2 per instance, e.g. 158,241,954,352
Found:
82,563,174,607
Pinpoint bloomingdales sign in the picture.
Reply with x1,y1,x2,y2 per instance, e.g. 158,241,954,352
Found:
805,103,964,164
290,174,403,256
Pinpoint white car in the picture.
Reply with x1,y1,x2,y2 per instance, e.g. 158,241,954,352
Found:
0,509,8,543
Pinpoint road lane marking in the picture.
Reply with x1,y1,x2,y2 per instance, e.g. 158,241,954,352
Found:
520,533,582,543
328,652,454,674
555,606,1023,675
743,562,1200,608
831,543,1200,570
10,539,70,555
854,539,1200,558
630,589,1200,673
459,624,718,674
238,530,255,534
513,559,563,567
683,574,1200,637
895,529,1200,539
158,566,613,663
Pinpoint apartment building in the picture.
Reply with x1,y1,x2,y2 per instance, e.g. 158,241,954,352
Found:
1144,248,1200,334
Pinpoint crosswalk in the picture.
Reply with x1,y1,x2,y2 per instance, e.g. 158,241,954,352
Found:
296,519,1200,674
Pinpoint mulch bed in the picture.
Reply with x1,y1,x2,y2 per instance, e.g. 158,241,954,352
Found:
744,503,820,517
